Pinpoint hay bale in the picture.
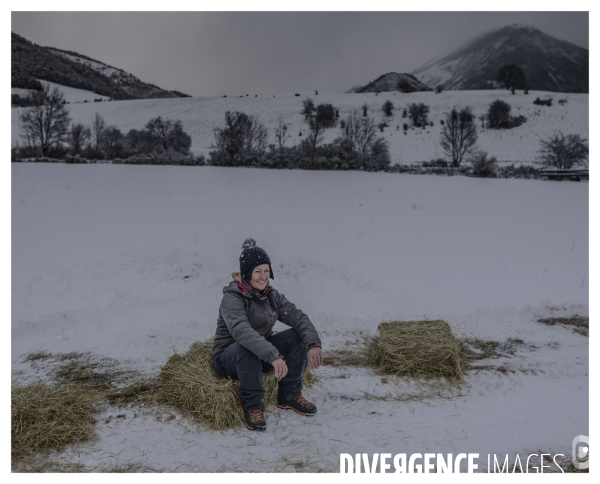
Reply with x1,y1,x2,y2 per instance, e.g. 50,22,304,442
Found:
157,338,316,430
366,320,465,379
11,383,103,462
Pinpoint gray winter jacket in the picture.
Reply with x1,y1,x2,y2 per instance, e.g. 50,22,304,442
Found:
212,273,321,364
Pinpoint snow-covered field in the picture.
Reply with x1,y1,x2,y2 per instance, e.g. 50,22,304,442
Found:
11,163,588,472
11,89,588,164
11,79,110,104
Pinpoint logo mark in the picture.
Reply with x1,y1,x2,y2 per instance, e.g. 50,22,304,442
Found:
572,435,589,470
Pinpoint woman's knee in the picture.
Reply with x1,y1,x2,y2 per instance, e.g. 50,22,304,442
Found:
233,344,262,369
285,328,303,345
291,331,308,353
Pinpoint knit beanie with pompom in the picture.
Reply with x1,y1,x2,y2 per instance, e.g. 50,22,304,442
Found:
239,238,274,282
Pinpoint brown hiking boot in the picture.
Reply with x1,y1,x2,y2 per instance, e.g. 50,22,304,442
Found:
276,395,317,416
244,409,266,431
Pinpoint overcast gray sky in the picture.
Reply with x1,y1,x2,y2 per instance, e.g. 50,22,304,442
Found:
11,11,589,97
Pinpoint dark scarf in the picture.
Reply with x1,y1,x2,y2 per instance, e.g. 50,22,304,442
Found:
237,279,270,296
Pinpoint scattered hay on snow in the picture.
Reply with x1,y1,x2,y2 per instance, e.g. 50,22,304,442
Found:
365,320,465,380
14,336,318,465
12,455,162,473
538,315,588,336
54,353,139,388
55,359,115,388
323,347,370,367
106,380,160,406
11,383,104,463
460,337,536,363
156,338,316,430
22,351,54,363
12,456,89,473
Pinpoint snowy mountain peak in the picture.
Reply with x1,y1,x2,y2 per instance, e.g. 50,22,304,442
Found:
349,72,432,94
411,24,588,93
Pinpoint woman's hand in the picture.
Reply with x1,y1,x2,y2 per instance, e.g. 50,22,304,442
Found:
272,358,288,379
307,347,323,369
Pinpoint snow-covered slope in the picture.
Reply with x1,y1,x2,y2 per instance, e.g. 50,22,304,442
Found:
10,89,588,164
412,24,589,93
11,87,33,97
12,164,588,472
35,79,110,103
49,49,135,83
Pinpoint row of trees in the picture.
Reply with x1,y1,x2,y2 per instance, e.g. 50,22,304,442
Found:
302,97,432,131
381,101,430,127
210,110,390,171
438,98,529,167
439,103,587,171
16,84,192,160
301,98,337,127
207,104,586,174
67,113,192,159
15,84,586,173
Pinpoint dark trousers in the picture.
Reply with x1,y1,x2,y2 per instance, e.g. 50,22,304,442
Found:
212,329,307,410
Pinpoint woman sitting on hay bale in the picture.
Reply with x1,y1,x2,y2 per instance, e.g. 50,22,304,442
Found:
211,238,323,431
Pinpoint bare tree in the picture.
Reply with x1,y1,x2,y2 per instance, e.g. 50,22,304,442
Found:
274,116,289,150
212,111,267,165
143,117,192,154
497,64,527,94
18,84,71,156
408,103,430,127
340,111,377,154
92,112,106,149
301,98,315,120
69,122,90,155
538,132,588,169
440,107,478,167
101,126,124,159
305,118,325,164
145,116,170,148
470,151,498,177
244,116,268,153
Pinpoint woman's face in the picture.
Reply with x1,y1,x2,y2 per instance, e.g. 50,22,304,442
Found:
248,264,270,290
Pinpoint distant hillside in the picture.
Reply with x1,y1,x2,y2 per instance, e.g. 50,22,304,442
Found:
350,73,432,93
11,32,190,100
411,24,588,93
13,89,587,164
